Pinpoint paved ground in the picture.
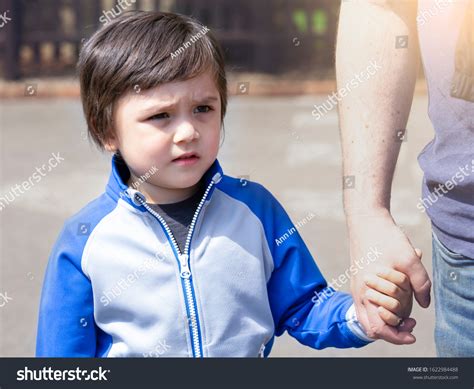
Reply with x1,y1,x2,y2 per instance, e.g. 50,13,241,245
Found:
0,92,436,357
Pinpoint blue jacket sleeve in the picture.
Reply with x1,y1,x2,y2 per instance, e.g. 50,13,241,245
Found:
36,222,97,357
263,190,371,349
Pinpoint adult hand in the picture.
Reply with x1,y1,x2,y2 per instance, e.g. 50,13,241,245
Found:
348,209,431,344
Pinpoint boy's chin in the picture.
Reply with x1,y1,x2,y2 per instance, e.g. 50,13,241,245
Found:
163,174,202,190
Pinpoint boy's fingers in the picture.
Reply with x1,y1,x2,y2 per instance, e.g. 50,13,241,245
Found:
365,289,402,315
374,268,410,291
354,302,370,329
377,306,402,327
365,274,403,299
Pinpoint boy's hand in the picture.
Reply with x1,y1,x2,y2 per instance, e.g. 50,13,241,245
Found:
363,267,414,327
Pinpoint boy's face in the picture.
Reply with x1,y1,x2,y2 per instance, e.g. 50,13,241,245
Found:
108,70,222,202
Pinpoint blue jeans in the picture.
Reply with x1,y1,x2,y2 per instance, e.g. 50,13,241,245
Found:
432,231,474,357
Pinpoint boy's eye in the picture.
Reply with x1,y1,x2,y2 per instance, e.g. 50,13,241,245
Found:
147,106,212,121
194,105,212,114
148,112,170,121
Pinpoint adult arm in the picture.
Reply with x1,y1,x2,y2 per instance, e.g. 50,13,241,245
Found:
336,0,431,344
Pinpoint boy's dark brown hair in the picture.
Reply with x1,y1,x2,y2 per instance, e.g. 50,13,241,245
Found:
77,11,227,149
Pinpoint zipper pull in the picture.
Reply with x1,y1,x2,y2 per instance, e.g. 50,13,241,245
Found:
258,343,266,358
212,172,222,184
179,254,191,279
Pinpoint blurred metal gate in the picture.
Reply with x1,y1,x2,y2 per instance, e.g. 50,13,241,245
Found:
0,0,339,80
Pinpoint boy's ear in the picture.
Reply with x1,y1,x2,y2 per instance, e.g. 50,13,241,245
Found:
103,131,119,152
104,142,117,152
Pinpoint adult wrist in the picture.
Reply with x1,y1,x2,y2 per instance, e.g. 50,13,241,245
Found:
344,205,392,226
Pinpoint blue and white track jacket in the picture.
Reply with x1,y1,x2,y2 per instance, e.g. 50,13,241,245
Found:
36,156,372,357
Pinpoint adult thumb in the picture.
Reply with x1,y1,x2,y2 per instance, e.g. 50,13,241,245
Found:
408,248,431,308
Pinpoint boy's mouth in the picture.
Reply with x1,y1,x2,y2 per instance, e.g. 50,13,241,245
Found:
172,152,200,166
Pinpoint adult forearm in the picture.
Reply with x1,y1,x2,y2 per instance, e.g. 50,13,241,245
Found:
336,0,420,219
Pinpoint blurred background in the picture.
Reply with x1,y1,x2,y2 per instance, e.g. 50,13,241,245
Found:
0,0,339,80
0,0,435,357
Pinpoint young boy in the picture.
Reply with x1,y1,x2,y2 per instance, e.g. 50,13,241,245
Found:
36,11,415,357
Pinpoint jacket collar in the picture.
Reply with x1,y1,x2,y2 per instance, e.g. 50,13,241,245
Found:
106,154,223,209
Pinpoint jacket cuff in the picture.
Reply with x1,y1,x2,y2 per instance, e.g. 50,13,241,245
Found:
345,303,376,343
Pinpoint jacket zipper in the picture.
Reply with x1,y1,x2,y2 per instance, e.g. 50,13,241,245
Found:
133,173,221,357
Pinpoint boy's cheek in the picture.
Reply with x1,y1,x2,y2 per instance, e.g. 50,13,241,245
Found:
124,137,170,164
205,128,221,156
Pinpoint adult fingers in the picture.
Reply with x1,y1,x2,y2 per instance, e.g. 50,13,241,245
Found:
364,302,416,345
398,317,417,332
402,249,431,308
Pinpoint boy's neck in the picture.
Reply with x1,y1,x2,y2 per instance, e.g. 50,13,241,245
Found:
128,174,201,205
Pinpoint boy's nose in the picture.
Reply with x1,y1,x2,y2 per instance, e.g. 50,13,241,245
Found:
173,121,199,144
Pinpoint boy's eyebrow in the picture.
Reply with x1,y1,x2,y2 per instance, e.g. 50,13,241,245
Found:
140,96,219,115
192,96,219,103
